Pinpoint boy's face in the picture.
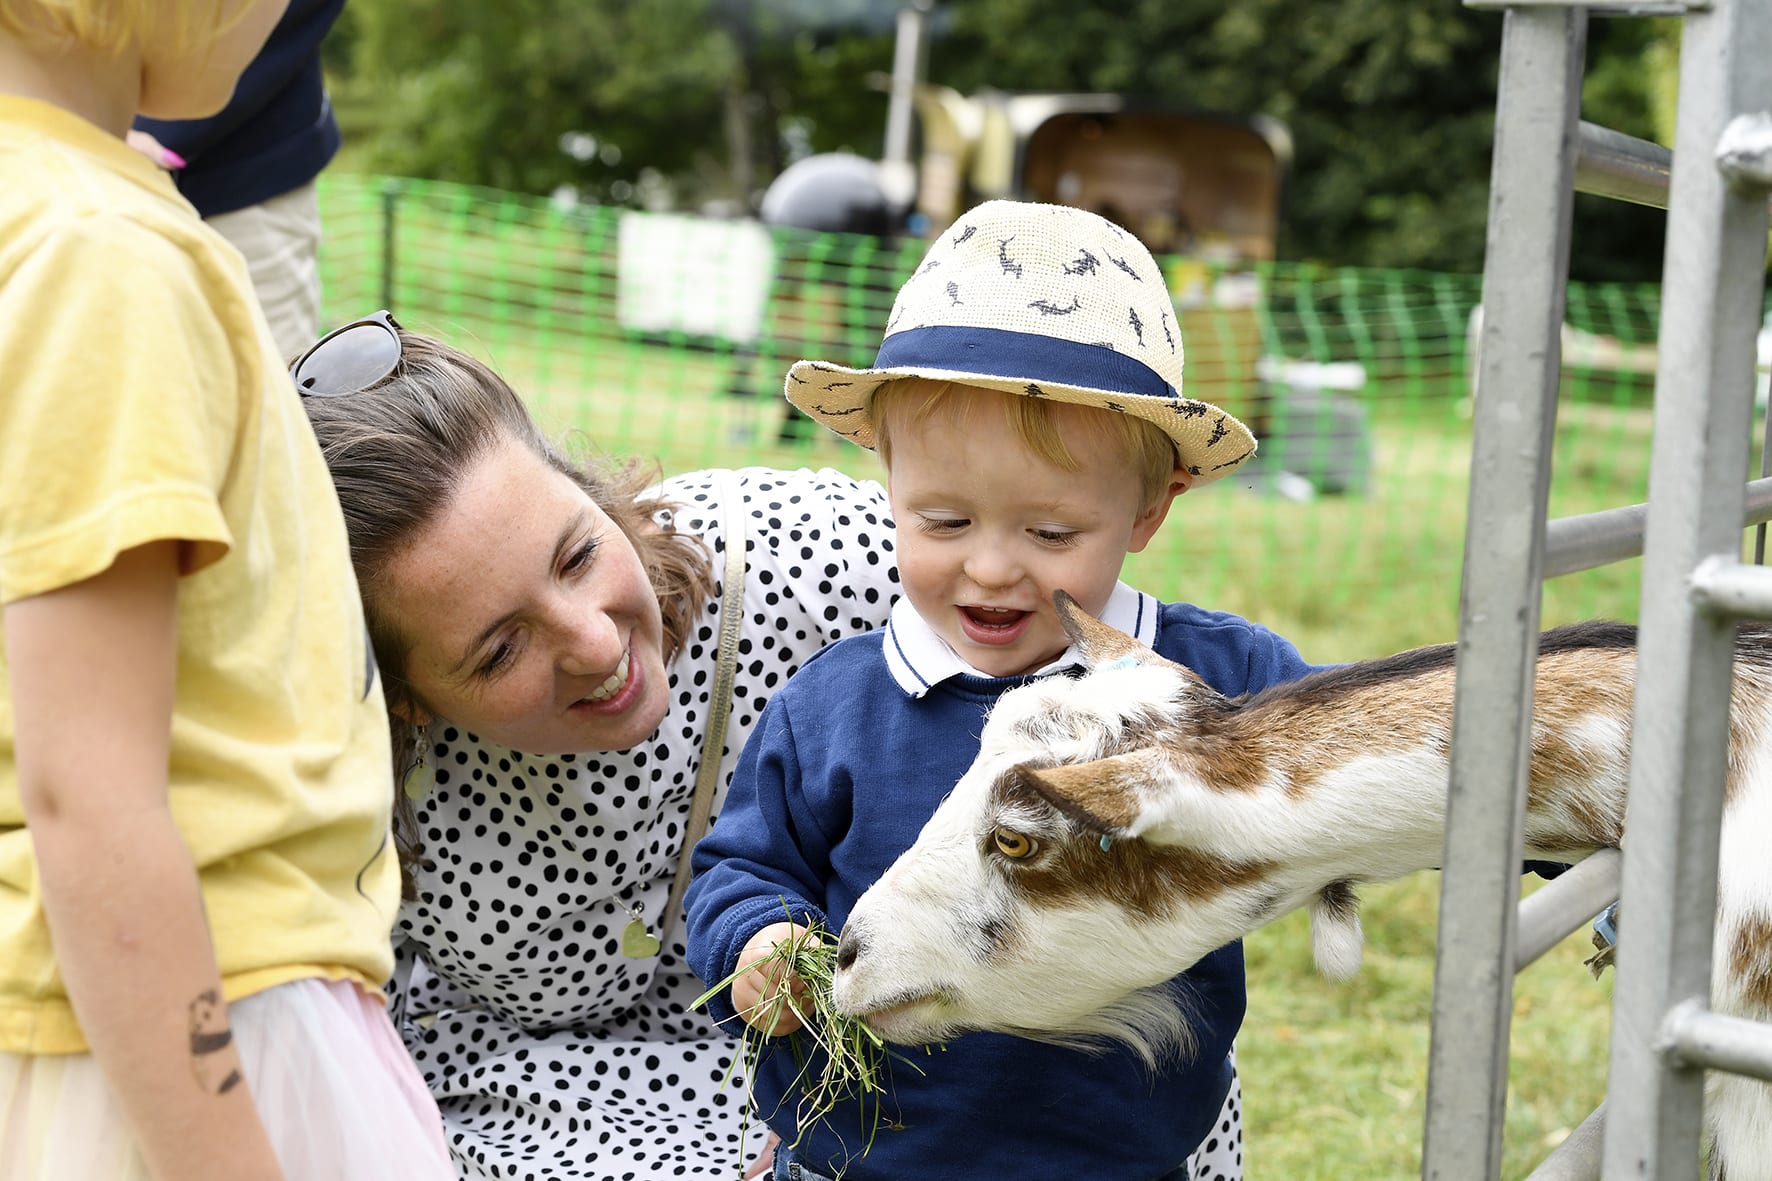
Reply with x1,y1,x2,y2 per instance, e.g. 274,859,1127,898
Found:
883,385,1182,678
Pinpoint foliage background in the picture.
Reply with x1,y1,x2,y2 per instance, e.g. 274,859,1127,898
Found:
324,0,1683,280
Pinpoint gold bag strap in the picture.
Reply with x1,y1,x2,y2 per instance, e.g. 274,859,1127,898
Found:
658,470,747,951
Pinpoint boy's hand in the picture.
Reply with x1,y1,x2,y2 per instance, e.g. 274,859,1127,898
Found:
732,922,813,1035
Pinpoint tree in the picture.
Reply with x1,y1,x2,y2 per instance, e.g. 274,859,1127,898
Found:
925,0,1668,278
329,0,1680,278
335,0,737,202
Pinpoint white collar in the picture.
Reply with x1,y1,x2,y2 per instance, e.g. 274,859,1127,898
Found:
882,581,1157,698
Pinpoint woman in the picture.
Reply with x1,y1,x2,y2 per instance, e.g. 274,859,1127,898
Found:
295,313,901,1179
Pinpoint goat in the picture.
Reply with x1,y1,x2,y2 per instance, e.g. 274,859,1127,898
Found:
831,591,1772,1178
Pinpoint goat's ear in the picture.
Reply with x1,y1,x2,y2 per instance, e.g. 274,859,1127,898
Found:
1007,749,1172,841
1053,590,1166,670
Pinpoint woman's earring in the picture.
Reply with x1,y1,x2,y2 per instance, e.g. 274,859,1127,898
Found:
403,725,433,802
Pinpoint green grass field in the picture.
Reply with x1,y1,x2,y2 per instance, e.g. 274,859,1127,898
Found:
1241,878,1614,1179
316,175,1720,1178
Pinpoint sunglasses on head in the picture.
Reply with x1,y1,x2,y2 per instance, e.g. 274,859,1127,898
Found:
289,309,403,397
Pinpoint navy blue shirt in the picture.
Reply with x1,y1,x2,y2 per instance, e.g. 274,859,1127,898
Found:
686,595,1317,1180
134,0,343,217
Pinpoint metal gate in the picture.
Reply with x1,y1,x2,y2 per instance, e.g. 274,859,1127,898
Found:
1428,0,1772,1177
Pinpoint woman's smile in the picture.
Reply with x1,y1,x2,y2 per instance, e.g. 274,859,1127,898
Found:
582,649,631,703
570,648,643,715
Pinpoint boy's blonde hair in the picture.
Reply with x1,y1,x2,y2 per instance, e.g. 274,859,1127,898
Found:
872,378,1180,510
0,0,237,59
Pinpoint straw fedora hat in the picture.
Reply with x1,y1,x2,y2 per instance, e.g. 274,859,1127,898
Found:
785,199,1255,486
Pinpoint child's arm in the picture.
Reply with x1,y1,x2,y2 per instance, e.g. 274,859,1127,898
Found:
5,542,284,1181
685,688,841,1039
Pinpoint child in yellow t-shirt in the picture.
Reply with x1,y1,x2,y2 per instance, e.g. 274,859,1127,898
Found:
0,3,451,1178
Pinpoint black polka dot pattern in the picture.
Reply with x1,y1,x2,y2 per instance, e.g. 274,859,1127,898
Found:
1185,1068,1243,1180
391,467,901,1178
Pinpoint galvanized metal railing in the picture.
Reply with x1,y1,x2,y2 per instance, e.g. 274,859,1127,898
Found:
1432,0,1772,1177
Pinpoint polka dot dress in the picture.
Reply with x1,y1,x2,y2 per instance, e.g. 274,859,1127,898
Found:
1187,1067,1244,1180
391,467,901,1179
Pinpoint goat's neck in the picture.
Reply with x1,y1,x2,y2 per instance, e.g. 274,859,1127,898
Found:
1166,743,1457,884
1149,682,1611,883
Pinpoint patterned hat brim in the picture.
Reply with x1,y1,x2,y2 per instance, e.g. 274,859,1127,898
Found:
785,359,1257,487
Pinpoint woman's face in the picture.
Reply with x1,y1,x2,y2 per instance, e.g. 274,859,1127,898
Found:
377,435,670,754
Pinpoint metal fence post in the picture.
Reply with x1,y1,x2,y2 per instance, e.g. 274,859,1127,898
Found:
1424,9,1585,1178
381,179,401,314
1602,0,1772,1172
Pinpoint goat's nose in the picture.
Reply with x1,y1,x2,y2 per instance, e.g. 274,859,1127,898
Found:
835,926,863,972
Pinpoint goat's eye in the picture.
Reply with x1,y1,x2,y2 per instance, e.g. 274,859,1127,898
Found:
992,828,1038,860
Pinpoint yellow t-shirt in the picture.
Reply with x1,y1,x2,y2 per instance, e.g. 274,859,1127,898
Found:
0,96,400,1054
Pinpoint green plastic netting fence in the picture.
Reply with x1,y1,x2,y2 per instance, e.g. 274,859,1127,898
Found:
315,173,1770,664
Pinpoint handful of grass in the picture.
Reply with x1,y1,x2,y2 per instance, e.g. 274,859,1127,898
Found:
692,911,922,1169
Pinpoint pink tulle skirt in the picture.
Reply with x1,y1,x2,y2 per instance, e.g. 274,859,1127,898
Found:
0,977,453,1180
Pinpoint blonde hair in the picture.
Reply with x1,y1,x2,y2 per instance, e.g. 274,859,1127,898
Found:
872,378,1180,509
0,0,238,59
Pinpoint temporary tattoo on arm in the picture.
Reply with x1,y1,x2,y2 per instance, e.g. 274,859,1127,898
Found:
187,989,242,1094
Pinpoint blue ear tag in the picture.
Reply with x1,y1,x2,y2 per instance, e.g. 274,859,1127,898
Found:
1592,901,1619,948
1099,834,1115,852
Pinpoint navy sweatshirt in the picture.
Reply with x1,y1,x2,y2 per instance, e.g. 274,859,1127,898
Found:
685,598,1316,1180
134,0,344,217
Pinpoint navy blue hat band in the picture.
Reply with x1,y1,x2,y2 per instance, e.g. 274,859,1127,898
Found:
872,326,1177,401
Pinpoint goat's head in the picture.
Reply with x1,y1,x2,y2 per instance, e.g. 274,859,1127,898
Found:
832,592,1343,1063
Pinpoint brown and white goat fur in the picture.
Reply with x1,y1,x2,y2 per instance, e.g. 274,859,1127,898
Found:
832,592,1772,1177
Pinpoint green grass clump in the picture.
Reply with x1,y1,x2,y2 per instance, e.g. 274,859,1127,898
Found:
692,914,924,1174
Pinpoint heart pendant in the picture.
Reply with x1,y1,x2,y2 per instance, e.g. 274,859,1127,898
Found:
621,915,661,958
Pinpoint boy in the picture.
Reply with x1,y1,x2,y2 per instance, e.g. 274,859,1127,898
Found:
685,200,1315,1181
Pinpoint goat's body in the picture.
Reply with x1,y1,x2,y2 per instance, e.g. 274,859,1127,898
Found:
1163,623,1772,1012
1143,621,1642,863
834,608,1772,1179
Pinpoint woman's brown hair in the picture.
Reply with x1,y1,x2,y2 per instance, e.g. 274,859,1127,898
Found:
301,331,712,893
